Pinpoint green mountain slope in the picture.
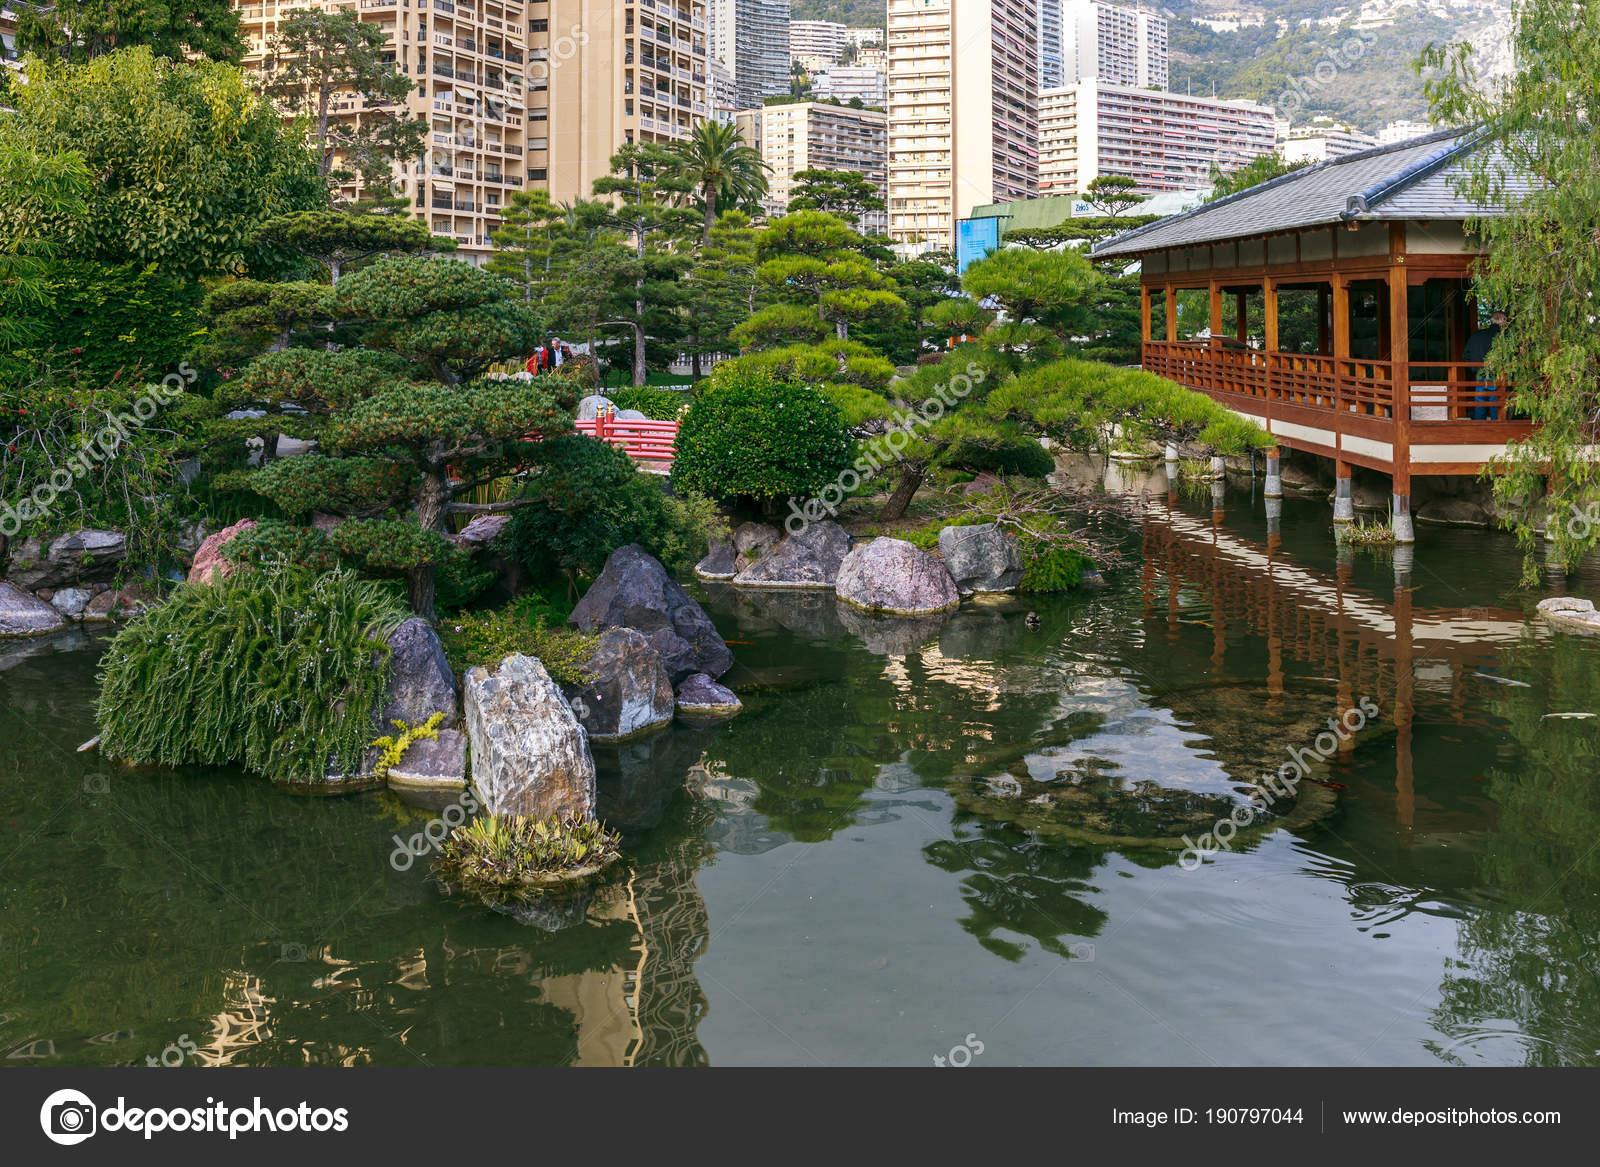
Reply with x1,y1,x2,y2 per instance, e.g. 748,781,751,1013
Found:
789,0,885,29
1166,1,1511,134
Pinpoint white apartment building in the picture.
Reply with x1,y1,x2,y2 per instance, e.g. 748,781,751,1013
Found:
843,26,883,50
235,0,709,263
1038,81,1276,196
1039,0,1064,89
1284,124,1379,164
758,100,888,232
1062,0,1167,89
709,0,791,112
886,0,1038,252
1377,119,1434,145
811,65,886,106
789,18,848,62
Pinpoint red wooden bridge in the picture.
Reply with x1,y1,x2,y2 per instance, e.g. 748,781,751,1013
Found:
576,406,679,471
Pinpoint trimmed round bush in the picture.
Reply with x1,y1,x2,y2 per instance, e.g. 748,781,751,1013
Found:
670,368,852,506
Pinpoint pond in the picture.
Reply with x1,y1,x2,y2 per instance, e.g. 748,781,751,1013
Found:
4,472,1599,1068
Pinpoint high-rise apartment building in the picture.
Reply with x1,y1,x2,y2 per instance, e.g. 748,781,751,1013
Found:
758,100,887,232
235,1,709,263
811,65,886,106
886,0,1038,253
1038,0,1064,89
789,18,848,63
1284,124,1379,163
1037,80,1275,196
709,0,790,112
1061,0,1166,89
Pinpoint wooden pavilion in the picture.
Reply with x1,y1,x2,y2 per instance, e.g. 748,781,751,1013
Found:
1092,129,1529,541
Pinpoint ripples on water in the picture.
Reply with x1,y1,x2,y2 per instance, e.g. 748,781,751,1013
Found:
2,478,1598,1067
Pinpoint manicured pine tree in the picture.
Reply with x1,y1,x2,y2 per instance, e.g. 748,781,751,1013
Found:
218,256,570,620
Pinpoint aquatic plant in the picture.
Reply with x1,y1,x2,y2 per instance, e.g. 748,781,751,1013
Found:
1338,518,1399,548
370,712,445,779
96,567,407,784
433,814,622,900
439,598,596,686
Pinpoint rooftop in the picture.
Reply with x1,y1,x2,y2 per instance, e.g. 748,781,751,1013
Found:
1090,128,1524,259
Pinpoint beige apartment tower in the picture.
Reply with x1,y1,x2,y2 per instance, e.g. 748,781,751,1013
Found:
758,101,888,233
236,1,708,263
886,0,1038,253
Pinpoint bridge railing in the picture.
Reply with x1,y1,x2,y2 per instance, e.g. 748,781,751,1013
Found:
575,406,679,466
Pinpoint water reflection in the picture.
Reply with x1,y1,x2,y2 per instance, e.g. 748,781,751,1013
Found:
4,470,1599,1066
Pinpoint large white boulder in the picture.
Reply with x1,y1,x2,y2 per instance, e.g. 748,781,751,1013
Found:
464,654,596,820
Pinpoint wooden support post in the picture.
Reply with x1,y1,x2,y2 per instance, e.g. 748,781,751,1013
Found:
1208,280,1223,338
1234,289,1248,343
1263,278,1279,354
1389,223,1415,543
1165,286,1177,342
1332,274,1351,412
1141,284,1153,344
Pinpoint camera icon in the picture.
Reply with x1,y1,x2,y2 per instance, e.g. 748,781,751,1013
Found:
82,774,109,795
280,942,308,962
40,1088,97,1146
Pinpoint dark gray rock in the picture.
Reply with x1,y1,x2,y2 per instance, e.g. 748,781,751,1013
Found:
1417,497,1492,527
381,618,459,728
695,537,739,581
938,523,1023,594
732,522,781,571
837,537,960,615
0,582,67,638
447,513,511,551
5,529,126,590
733,520,851,589
49,587,93,619
386,728,468,792
569,544,733,681
561,627,675,741
675,672,742,720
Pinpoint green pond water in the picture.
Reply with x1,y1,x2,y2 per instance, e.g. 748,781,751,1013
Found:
4,472,1600,1067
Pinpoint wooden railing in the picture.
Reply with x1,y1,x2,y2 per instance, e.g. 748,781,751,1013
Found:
575,407,679,468
1145,340,1513,423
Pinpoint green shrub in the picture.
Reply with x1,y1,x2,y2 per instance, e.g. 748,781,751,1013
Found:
222,519,341,572
671,367,853,506
434,814,622,900
1021,541,1091,592
96,568,407,784
439,597,596,685
499,434,678,588
608,386,690,419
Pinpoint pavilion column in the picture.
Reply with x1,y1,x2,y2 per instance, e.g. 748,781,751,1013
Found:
1389,223,1416,543
1333,459,1355,523
1208,279,1223,338
1141,285,1153,346
1164,286,1177,342
1263,277,1279,352
1234,290,1248,342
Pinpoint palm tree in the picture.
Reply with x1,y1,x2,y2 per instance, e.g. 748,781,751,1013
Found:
671,121,770,245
